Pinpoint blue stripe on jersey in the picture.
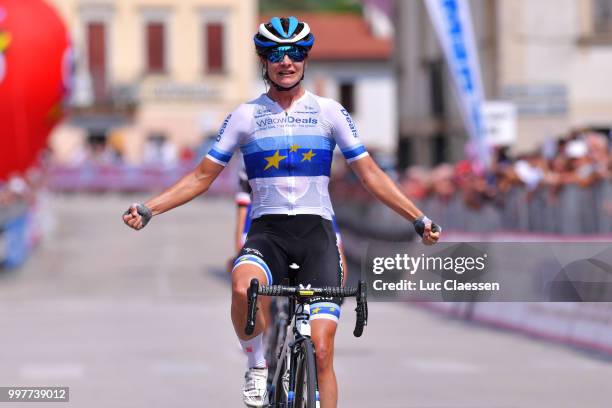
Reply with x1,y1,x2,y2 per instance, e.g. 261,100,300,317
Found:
341,144,367,160
240,136,336,156
310,302,341,319
208,147,233,164
243,149,332,179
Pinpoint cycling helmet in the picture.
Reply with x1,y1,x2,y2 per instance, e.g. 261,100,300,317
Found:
254,16,315,56
254,17,314,92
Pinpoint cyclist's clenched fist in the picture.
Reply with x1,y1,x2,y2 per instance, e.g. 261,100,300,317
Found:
414,215,442,245
122,203,152,231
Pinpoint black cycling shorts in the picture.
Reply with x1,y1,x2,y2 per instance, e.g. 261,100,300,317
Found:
234,214,344,322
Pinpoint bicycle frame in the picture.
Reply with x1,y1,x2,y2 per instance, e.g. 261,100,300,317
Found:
245,279,368,408
270,299,316,406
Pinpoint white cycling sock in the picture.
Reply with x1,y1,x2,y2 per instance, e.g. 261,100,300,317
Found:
240,334,267,369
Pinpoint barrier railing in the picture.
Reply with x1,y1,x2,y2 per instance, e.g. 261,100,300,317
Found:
334,181,612,236
46,163,237,194
334,181,612,356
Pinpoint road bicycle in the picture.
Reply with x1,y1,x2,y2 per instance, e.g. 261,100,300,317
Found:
245,278,368,408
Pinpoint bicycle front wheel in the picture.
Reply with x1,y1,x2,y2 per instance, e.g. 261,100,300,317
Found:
294,337,318,408
265,307,287,385
272,354,288,406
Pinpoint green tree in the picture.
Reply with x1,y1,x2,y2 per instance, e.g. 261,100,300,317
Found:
260,0,362,13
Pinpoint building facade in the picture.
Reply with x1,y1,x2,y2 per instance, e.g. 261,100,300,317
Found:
395,0,612,167
48,0,256,164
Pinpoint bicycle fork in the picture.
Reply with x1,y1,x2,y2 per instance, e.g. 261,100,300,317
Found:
286,304,320,408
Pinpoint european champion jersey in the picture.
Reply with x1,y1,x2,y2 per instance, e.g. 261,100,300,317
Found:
207,91,369,220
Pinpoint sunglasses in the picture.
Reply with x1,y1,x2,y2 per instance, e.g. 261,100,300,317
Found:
265,46,308,63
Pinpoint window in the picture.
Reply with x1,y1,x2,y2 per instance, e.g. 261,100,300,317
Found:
79,4,113,105
87,22,106,101
201,10,229,74
339,82,355,113
204,22,224,73
146,22,166,73
429,60,445,118
141,9,169,74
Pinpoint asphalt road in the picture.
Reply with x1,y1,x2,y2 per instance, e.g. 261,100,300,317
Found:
1,194,611,407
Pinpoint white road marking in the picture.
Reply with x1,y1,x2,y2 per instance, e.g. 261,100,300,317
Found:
19,363,84,379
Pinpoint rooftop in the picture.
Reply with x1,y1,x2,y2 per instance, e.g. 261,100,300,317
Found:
259,12,392,61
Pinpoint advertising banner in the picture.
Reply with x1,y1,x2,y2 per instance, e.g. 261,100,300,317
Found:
424,0,489,165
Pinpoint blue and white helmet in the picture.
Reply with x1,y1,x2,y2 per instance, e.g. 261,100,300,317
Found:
254,16,315,56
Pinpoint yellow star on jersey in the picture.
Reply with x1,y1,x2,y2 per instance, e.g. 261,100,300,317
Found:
289,144,300,153
312,307,321,314
301,149,316,162
264,150,287,170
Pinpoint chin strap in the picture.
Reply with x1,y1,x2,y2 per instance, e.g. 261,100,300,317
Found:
264,71,305,92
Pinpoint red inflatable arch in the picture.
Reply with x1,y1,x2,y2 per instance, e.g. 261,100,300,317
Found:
0,0,70,180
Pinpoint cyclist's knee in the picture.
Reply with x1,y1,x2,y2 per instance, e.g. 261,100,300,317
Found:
314,337,333,371
231,279,249,302
231,264,267,302
311,321,336,372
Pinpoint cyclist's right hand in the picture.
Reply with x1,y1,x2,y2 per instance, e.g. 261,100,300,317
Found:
122,203,152,231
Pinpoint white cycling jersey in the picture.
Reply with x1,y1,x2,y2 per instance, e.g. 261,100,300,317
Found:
207,90,369,220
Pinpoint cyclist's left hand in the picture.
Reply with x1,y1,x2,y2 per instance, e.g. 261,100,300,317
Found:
413,215,441,245
422,221,441,245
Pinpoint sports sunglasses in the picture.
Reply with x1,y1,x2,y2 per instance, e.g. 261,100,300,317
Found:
265,46,308,63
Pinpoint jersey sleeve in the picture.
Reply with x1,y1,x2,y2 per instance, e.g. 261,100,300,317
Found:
206,105,251,166
322,98,369,163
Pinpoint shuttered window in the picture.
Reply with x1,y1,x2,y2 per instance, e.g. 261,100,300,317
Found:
87,22,106,101
205,22,224,73
146,22,165,73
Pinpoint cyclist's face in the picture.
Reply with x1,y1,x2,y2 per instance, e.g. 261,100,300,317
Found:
264,51,306,89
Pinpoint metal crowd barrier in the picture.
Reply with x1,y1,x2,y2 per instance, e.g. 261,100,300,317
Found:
334,182,612,357
335,181,612,236
46,163,237,194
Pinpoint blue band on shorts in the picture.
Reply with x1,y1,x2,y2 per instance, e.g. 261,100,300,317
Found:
310,302,341,322
233,254,273,285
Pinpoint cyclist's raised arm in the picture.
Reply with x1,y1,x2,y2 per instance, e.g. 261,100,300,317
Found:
144,158,225,216
122,158,225,230
349,156,440,245
349,156,421,222
320,97,440,244
124,107,250,230
322,99,422,221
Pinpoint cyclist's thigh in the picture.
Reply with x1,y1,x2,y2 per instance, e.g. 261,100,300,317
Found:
296,220,342,287
234,221,287,286
296,219,343,319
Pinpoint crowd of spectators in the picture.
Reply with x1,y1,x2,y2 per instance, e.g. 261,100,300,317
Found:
0,171,42,210
6,126,611,235
332,129,612,234
0,169,51,269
